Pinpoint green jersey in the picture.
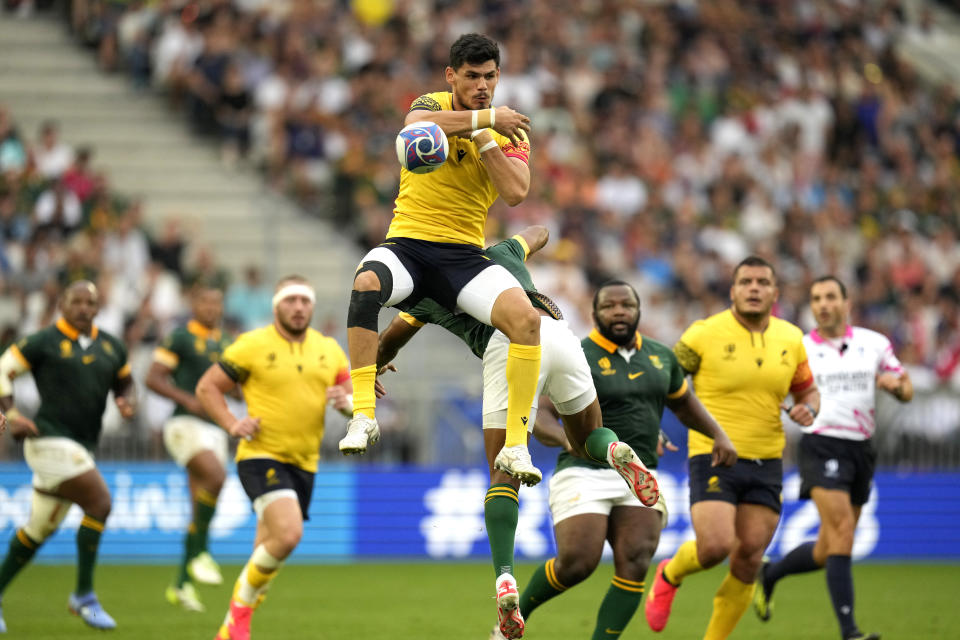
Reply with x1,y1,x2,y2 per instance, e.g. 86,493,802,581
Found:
555,329,687,472
9,318,130,450
403,236,557,357
153,320,230,417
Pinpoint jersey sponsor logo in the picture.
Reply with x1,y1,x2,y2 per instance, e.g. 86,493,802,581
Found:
598,357,616,376
723,343,736,360
266,352,277,369
780,349,790,366
82,354,96,365
755,358,764,367
628,372,644,380
707,475,722,493
266,468,279,486
60,340,73,358
648,354,664,370
457,148,466,162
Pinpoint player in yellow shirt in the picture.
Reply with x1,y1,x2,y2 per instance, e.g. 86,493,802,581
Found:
644,256,820,640
196,276,352,640
343,34,545,498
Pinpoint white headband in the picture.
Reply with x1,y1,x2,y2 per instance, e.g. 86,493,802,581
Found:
272,283,316,308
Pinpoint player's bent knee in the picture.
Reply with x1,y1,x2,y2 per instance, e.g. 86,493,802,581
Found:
23,492,71,543
556,552,599,586
697,540,732,567
274,527,303,554
353,268,382,292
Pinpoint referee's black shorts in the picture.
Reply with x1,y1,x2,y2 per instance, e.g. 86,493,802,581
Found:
798,433,876,506
688,454,783,514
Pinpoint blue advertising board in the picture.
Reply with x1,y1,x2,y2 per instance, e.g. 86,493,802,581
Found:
0,459,956,564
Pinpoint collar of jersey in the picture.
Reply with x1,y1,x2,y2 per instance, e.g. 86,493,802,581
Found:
810,324,853,344
588,328,641,353
187,319,220,341
56,317,97,341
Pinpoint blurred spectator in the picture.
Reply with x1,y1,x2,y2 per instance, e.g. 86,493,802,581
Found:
32,120,73,179
149,217,187,277
61,146,97,203
184,244,229,291
33,179,82,237
0,107,28,179
224,264,272,331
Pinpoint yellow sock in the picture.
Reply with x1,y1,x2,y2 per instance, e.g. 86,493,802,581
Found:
504,343,541,447
233,546,281,606
665,539,703,585
703,572,755,640
350,365,377,419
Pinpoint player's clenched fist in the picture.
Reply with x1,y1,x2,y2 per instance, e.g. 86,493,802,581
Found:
493,106,531,145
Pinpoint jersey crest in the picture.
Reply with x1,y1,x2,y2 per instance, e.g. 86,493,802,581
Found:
648,354,663,369
598,357,616,375
60,340,73,358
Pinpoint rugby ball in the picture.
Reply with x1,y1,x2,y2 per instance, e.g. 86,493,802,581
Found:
396,121,449,174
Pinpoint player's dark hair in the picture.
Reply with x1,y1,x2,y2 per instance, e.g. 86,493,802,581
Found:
592,279,640,313
733,255,777,283
449,33,500,70
812,275,847,299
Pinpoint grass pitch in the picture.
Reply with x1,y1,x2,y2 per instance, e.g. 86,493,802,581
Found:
4,562,956,639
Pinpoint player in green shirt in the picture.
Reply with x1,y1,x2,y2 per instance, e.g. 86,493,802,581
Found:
510,281,736,640
146,284,231,612
0,280,136,632
376,227,660,640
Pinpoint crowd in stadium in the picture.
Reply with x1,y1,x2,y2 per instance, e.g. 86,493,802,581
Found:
1,1,959,450
58,0,957,386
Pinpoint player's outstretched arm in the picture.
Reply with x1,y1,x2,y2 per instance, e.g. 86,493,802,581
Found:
377,313,422,370
666,388,737,466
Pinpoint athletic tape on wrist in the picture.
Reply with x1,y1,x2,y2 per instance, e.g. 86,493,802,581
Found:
478,140,498,154
272,284,316,308
471,110,479,130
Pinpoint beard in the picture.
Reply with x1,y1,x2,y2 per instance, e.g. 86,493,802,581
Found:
597,317,639,347
278,316,309,337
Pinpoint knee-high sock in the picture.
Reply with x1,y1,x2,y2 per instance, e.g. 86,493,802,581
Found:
504,344,540,448
176,488,219,586
484,484,519,577
664,539,703,585
350,364,377,419
519,558,568,620
76,515,105,594
0,530,40,595
585,427,618,463
703,572,755,640
234,545,282,608
763,541,819,595
826,555,859,638
592,575,644,639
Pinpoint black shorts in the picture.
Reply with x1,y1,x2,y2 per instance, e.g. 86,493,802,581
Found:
798,433,876,506
688,454,783,514
378,237,496,312
237,458,315,520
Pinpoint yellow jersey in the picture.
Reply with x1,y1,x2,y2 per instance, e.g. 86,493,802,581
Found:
674,309,813,459
219,325,349,472
387,91,532,247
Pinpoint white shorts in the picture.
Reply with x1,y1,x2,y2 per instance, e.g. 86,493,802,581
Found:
482,316,596,429
548,466,668,529
163,415,229,468
24,437,96,491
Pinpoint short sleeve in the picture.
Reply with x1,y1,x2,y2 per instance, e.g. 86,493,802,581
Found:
674,320,707,374
877,337,904,374
219,332,257,383
9,334,40,370
789,340,814,393
501,130,530,164
409,94,443,113
153,331,180,369
113,339,131,380
329,339,350,385
665,351,688,398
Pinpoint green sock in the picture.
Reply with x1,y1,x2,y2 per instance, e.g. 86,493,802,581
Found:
591,576,644,639
519,558,568,619
0,530,40,595
176,490,218,586
585,427,618,463
76,515,105,594
484,484,519,577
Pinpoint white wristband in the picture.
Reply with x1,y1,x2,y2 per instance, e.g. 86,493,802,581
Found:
471,110,479,130
478,140,498,153
488,107,495,127
470,129,484,139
